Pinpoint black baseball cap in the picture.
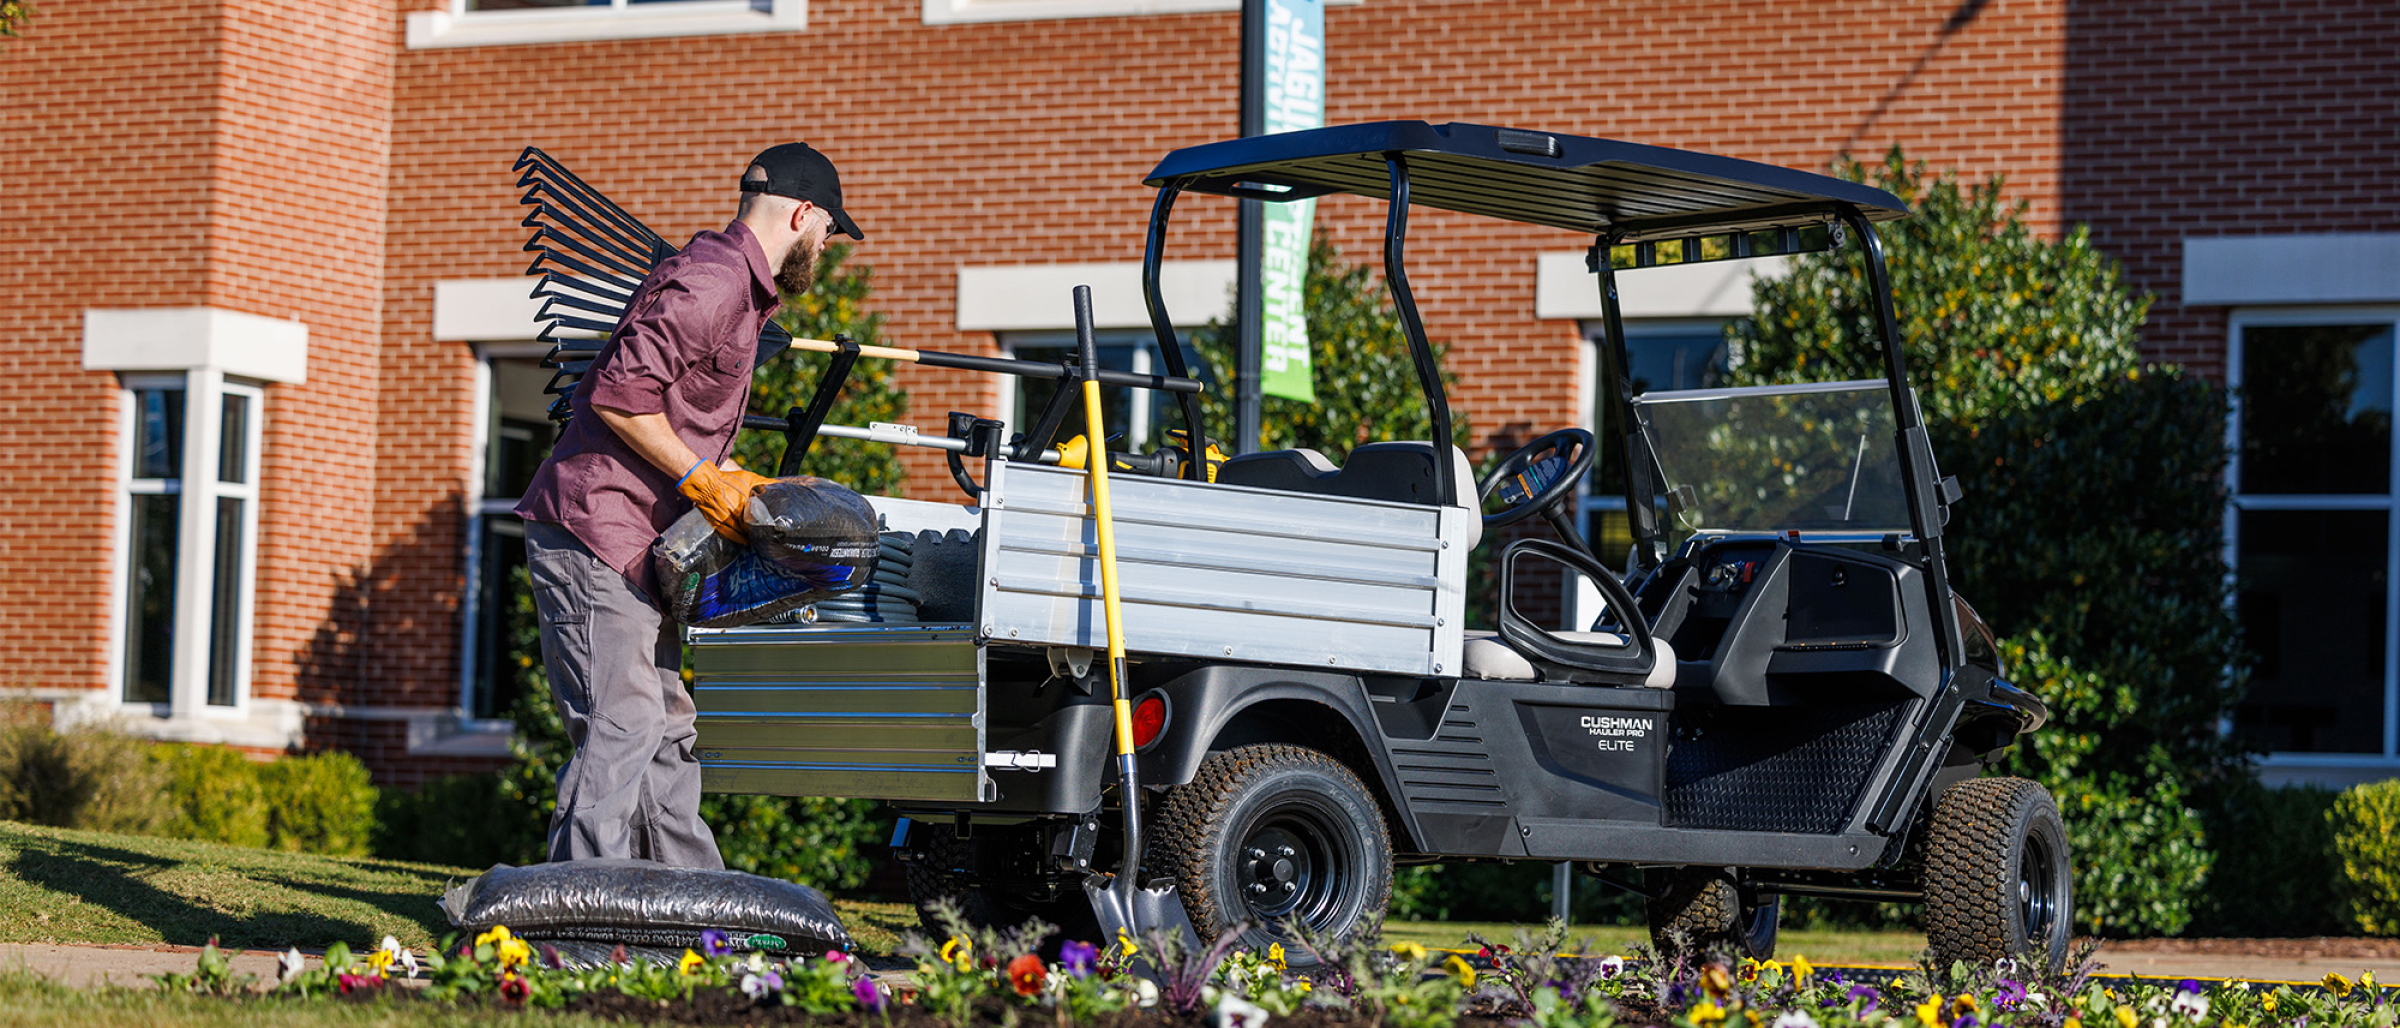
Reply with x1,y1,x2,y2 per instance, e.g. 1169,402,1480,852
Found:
741,142,863,240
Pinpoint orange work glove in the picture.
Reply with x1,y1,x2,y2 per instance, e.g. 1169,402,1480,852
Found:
677,461,767,543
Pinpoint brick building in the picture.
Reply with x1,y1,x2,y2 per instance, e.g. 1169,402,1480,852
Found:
1,0,2394,787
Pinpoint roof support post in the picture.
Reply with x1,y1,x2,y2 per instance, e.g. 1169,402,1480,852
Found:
1233,0,1267,454
1837,203,1961,666
1591,238,1660,572
1142,186,1209,480
1381,153,1458,507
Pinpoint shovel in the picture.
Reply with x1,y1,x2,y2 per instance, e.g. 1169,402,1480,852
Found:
1065,284,1202,970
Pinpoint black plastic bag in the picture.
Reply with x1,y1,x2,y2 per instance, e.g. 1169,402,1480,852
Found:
651,476,879,628
439,859,852,956
744,476,880,583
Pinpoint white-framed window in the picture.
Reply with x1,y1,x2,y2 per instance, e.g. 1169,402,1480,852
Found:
924,0,1250,23
407,0,805,49
461,346,559,723
2228,307,2400,771
997,330,1204,452
112,372,264,715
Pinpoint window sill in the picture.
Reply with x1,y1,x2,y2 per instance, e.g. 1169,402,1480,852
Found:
407,1,805,50
922,0,1354,25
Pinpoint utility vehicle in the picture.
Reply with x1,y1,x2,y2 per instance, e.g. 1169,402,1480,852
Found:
516,121,2069,969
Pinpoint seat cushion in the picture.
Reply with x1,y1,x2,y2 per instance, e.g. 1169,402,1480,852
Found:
1461,630,1676,688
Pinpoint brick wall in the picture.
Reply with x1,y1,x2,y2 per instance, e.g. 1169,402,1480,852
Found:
0,0,392,735
2060,0,2400,378
0,0,221,696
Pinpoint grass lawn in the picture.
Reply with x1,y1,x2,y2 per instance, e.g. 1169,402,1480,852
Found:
0,821,916,955
0,819,1916,968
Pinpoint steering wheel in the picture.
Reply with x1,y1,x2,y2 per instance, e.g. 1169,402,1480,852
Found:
1477,428,1596,528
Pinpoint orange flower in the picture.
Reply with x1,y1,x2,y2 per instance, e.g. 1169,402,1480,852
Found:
1008,953,1046,996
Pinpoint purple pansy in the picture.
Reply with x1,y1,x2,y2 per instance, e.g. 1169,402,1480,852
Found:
1995,979,2026,1009
700,929,733,958
853,974,886,1012
1061,939,1099,978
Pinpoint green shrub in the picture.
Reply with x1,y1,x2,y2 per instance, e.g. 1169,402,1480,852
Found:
256,752,378,857
155,743,270,849
0,704,171,834
372,773,536,869
2194,780,2343,936
1732,148,2244,935
2332,779,2400,936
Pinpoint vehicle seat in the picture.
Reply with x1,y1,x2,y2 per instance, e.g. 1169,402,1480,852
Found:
1218,441,1479,548
1462,630,1676,688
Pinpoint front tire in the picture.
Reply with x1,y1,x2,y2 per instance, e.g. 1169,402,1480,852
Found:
1646,867,1779,960
1148,745,1392,964
1922,777,2073,973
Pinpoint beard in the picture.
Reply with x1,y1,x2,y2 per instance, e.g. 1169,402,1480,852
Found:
775,236,822,297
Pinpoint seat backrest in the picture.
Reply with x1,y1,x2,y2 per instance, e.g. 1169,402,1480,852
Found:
1217,442,1479,549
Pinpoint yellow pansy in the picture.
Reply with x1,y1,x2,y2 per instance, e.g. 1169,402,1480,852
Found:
1915,996,1943,1026
2262,992,2278,1014
1445,954,1475,987
1267,943,1286,971
940,936,974,972
678,949,705,976
1390,941,1428,962
2113,1004,2137,1028
1689,999,1726,1025
1117,931,1138,958
1295,980,1312,993
496,937,532,970
1949,993,1980,1021
473,925,513,948
2064,1019,2082,1028
1791,954,1813,983
363,947,394,974
2324,972,2354,997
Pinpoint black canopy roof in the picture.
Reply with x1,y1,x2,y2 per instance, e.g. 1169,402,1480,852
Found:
1143,121,1907,240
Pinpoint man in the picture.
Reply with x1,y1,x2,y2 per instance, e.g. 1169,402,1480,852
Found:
515,142,863,865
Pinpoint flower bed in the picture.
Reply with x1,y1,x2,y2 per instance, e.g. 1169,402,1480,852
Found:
149,917,2393,1028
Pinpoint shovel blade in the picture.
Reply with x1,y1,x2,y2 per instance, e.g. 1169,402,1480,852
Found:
1084,873,1200,978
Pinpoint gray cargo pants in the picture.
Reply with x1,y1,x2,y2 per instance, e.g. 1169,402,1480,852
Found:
523,520,724,868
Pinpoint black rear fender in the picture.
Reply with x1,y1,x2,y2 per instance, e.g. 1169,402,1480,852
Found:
1134,665,1425,851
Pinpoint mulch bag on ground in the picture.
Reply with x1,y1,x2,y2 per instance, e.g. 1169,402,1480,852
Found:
652,476,879,628
439,859,852,957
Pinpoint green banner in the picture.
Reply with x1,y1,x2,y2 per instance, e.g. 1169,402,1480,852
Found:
1258,0,1323,403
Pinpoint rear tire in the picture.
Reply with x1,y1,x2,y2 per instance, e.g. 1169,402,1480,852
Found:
1148,744,1392,966
1921,777,2073,973
1646,867,1779,960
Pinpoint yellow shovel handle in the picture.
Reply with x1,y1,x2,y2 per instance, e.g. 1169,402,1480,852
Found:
1080,378,1136,758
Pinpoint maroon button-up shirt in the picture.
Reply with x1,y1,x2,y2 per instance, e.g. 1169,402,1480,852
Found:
517,220,781,602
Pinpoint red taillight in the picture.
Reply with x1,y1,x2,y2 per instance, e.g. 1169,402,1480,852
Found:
1131,694,1168,749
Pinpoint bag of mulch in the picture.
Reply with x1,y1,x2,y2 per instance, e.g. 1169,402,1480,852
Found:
439,859,852,958
651,476,879,628
743,476,880,585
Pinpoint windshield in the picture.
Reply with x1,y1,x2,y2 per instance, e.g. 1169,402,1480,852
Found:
1634,380,1913,537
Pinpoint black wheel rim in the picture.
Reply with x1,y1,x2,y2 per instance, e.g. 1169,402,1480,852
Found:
2019,829,2063,945
1231,802,1358,933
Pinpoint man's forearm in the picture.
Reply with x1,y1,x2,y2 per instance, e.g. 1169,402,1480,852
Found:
594,406,707,480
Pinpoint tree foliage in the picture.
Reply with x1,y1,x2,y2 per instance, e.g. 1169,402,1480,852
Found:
1,1,29,38
1732,148,2243,935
